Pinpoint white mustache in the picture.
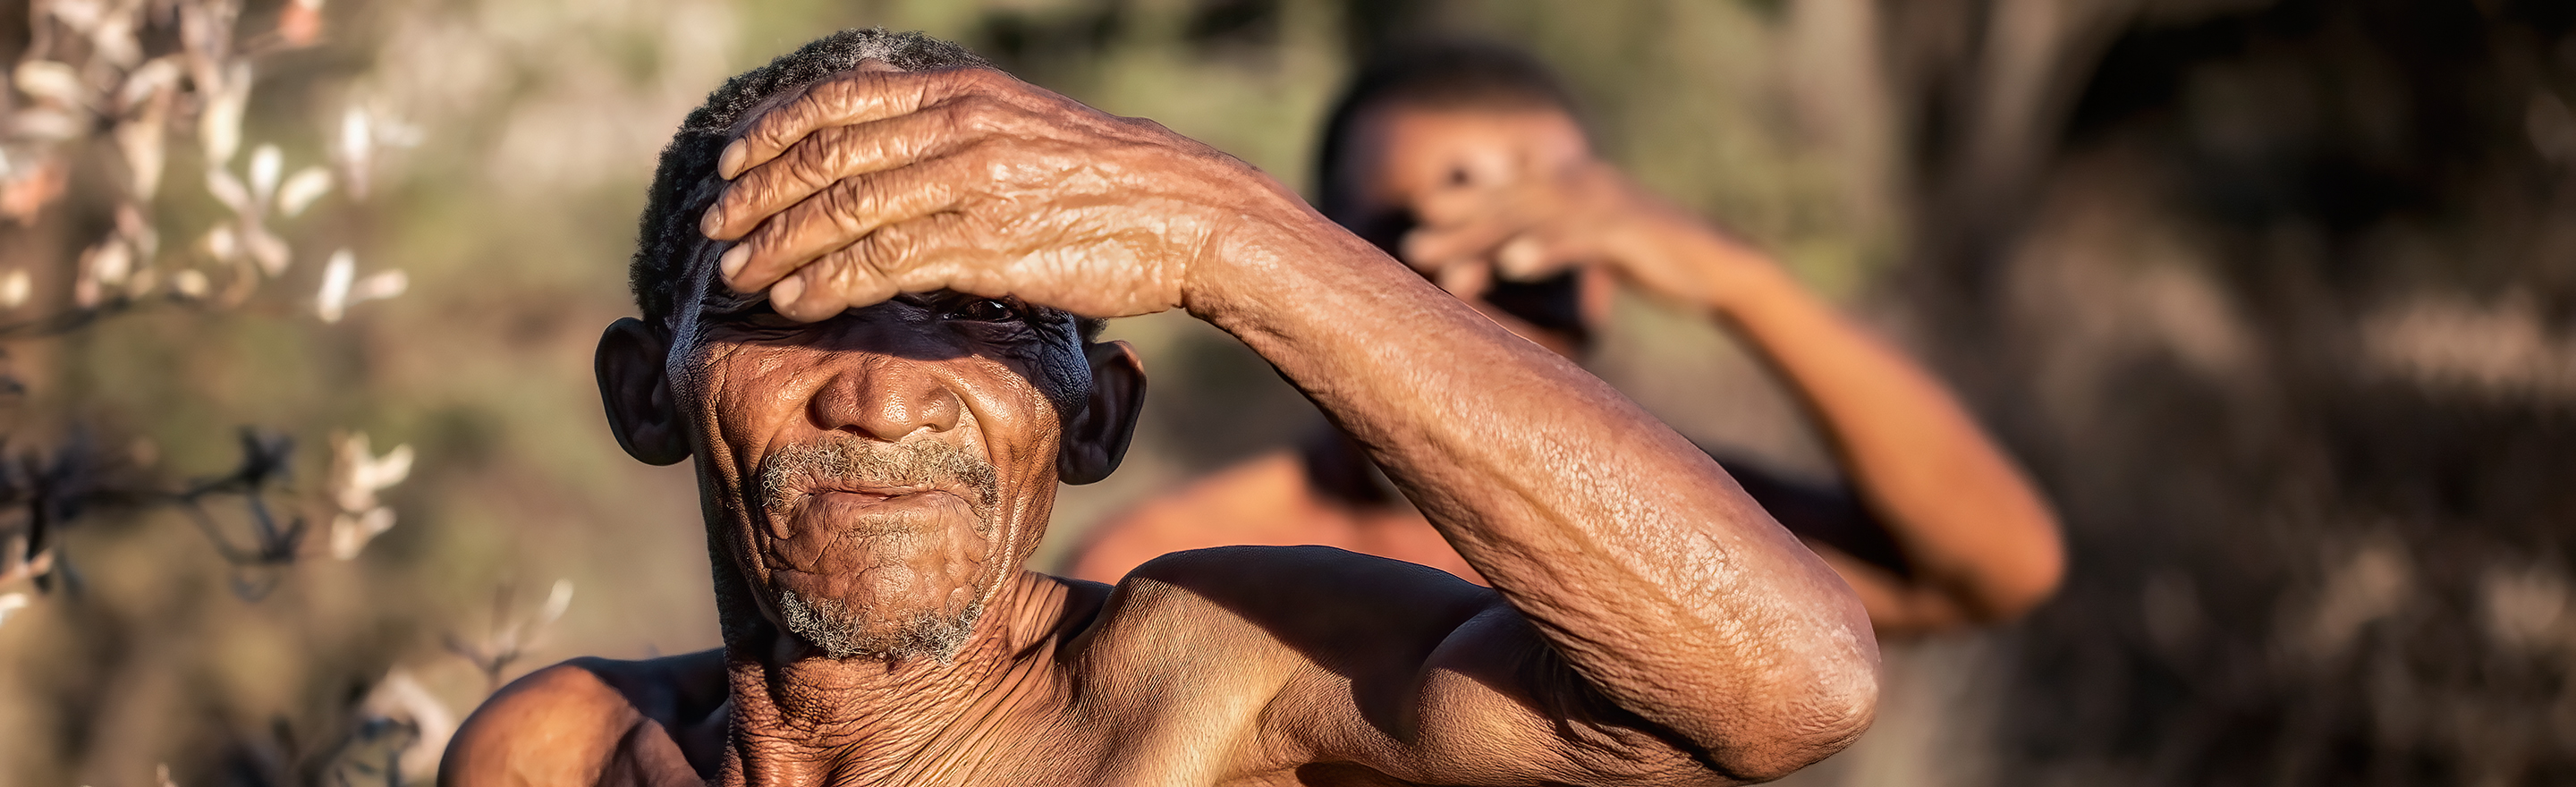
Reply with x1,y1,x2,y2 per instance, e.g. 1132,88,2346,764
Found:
757,435,998,514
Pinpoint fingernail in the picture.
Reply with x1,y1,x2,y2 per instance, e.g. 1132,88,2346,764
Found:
718,140,748,180
769,276,804,309
720,245,750,280
699,204,724,237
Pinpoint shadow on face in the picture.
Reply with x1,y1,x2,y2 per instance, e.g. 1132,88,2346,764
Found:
594,291,1144,659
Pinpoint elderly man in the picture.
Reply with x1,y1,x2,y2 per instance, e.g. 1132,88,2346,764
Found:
1068,43,2063,637
442,29,1875,787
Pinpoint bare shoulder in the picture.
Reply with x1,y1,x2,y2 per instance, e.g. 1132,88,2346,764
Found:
441,652,720,787
1080,546,1500,702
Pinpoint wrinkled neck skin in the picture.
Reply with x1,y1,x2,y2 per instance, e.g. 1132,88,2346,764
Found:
707,567,1078,787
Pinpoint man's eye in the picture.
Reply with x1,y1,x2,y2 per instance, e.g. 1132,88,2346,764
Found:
944,299,1021,323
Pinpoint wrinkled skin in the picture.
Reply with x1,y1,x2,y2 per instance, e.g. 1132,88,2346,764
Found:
1072,103,2067,636
443,63,1878,787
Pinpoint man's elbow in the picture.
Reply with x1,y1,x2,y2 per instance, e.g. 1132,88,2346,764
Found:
1706,660,1878,783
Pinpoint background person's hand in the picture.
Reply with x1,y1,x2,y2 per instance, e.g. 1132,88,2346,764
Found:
697,64,1303,322
1398,154,1769,311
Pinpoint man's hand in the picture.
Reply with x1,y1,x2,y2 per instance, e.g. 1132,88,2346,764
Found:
1397,155,1768,311
697,65,1301,321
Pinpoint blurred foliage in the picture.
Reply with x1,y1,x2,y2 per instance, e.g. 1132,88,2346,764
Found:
0,1,2567,786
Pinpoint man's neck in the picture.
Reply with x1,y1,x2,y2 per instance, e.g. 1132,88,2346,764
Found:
715,571,1086,786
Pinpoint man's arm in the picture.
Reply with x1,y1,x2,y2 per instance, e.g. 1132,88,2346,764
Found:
698,65,1878,783
1404,160,2065,635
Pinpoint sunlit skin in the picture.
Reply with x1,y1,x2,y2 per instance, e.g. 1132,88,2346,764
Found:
442,61,1878,787
1071,102,2067,637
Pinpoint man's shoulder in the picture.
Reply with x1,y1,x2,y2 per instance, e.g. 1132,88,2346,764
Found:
441,652,721,787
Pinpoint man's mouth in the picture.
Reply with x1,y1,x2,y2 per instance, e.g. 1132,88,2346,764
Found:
770,487,975,540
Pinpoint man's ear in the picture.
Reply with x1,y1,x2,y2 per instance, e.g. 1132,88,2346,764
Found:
597,317,690,466
1057,340,1146,486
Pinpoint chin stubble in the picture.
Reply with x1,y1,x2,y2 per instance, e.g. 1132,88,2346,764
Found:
777,588,984,663
757,434,1003,662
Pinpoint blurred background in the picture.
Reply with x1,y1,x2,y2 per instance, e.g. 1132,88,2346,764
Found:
0,0,2569,784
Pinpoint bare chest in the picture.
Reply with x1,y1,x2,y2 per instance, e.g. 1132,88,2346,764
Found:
597,678,1402,787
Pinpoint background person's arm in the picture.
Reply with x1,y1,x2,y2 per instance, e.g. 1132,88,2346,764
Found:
1404,159,2065,636
699,65,1879,783
1700,253,2064,634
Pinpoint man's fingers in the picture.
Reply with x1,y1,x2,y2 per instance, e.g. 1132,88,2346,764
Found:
721,152,994,293
704,103,996,241
720,66,991,180
767,247,898,322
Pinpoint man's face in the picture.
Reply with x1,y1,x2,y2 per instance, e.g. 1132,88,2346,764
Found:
673,292,1086,661
1335,101,1598,354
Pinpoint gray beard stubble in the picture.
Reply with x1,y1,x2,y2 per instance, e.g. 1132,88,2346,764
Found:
757,435,1003,662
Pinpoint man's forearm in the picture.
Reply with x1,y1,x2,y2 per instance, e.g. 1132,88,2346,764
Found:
1185,206,1879,765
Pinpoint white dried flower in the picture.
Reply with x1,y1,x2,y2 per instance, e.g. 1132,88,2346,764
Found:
73,238,132,307
90,240,131,285
199,60,252,165
243,226,289,276
279,165,335,215
116,56,183,111
114,114,167,199
539,580,575,627
316,250,353,322
328,506,395,560
85,8,142,69
0,593,26,629
204,165,250,214
316,250,403,321
201,224,239,262
13,61,89,108
329,430,413,513
350,270,407,302
248,144,283,203
275,166,332,216
48,0,107,31
359,667,459,780
8,109,83,142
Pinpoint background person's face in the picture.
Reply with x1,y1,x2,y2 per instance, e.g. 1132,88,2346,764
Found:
1339,102,1597,355
676,293,1078,658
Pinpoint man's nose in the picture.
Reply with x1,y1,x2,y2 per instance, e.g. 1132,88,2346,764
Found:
809,359,962,441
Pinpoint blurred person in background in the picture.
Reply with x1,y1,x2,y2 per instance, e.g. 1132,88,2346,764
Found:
1068,42,2064,637
445,29,1878,786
